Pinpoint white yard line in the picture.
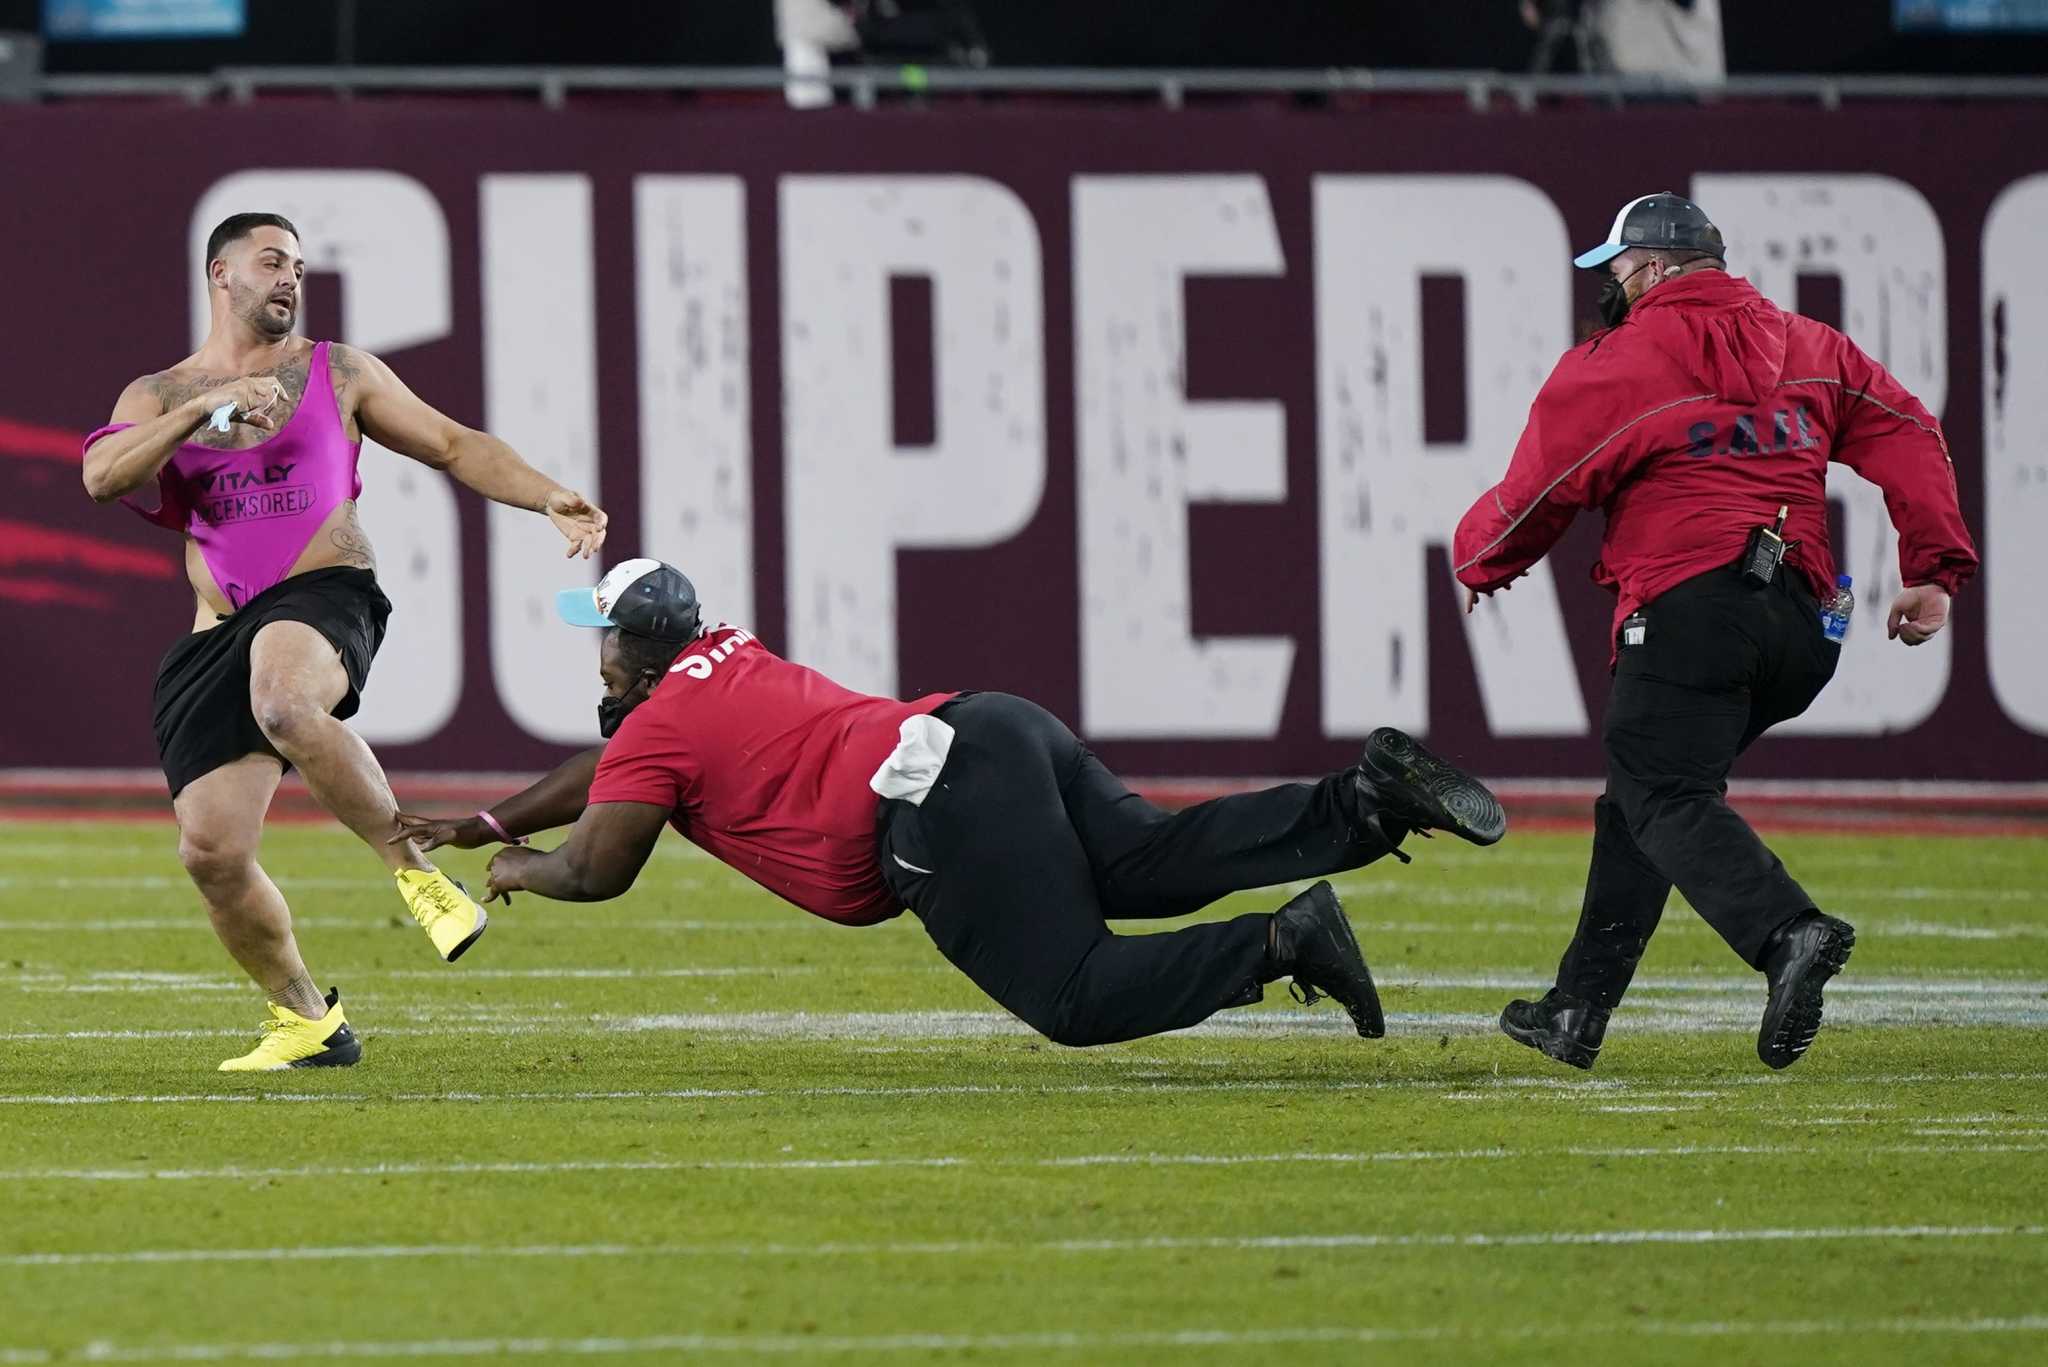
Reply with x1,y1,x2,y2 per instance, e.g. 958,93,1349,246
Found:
4,874,2044,904
1876,919,2048,940
4,1316,2047,1365
0,876,377,891
601,998,2048,1038
1325,879,2043,906
5,1070,2048,1108
5,1223,2044,1272
12,970,2042,991
16,993,2036,1034
0,917,827,933
3,1316,2048,1364
6,966,820,993
0,1140,2038,1186
5,913,2044,942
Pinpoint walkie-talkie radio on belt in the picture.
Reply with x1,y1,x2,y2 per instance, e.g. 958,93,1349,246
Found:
1741,504,1790,587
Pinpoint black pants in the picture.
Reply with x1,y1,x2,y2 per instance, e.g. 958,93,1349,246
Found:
1556,565,1841,1010
876,693,1400,1047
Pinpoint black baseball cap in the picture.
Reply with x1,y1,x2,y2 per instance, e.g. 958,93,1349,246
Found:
556,557,703,642
1575,192,1725,269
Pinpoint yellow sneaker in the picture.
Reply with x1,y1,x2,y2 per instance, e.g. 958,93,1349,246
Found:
218,988,362,1071
396,867,489,962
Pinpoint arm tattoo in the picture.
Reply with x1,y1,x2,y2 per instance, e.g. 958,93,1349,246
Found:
329,501,377,572
328,342,364,395
328,343,366,439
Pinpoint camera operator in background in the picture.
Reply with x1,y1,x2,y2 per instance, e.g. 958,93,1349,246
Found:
1523,0,1725,84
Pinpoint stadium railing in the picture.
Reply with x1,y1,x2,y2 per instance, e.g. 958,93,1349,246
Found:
28,66,2048,111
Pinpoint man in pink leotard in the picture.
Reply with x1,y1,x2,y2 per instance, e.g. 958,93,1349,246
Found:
82,212,609,1071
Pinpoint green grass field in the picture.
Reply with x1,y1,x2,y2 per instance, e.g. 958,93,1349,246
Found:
2,818,2045,1365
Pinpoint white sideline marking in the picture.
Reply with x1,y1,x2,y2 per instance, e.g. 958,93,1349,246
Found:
1879,919,2048,940
601,994,2048,1038
7,1070,2048,1108
1401,975,2048,995
379,966,816,980
12,970,2041,992
5,966,818,993
49,997,2048,1044
4,1317,2048,1364
1592,1104,1697,1114
1325,879,2044,908
6,1223,2043,1270
0,917,827,933
6,1317,2048,1364
6,912,2046,941
0,876,373,891
0,1140,2039,1186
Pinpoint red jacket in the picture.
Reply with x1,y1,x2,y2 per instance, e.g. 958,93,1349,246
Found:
1453,271,1977,659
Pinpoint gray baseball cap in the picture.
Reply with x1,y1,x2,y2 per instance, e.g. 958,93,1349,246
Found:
555,558,703,642
1575,191,1725,269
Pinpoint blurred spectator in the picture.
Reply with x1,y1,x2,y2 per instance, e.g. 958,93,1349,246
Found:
0,29,38,101
1522,0,1726,84
775,0,990,109
776,0,860,108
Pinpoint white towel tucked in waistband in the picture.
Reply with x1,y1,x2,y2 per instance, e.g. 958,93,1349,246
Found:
868,712,956,806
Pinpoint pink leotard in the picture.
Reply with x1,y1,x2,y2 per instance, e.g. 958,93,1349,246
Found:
83,340,363,610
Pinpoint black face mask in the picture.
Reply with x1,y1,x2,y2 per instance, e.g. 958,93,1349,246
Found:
1598,259,1658,329
597,674,654,738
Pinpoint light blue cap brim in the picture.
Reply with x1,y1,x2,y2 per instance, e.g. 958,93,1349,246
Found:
555,586,614,629
1573,241,1626,269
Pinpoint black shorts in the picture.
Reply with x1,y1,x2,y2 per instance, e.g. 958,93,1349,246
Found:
151,567,392,800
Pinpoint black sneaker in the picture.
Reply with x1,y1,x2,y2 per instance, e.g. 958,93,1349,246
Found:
1270,881,1384,1039
1498,989,1608,1071
1758,913,1856,1070
1356,728,1507,850
297,1016,364,1068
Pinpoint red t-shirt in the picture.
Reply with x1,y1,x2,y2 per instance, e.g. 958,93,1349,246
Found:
585,625,954,925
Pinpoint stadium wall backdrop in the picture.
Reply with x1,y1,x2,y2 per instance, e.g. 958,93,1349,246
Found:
2,100,2043,781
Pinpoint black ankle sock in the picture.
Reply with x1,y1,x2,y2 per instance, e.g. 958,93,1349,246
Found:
1339,771,1414,862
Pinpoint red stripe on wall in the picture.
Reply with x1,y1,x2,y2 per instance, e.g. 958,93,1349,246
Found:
0,575,114,609
0,520,179,578
0,417,85,462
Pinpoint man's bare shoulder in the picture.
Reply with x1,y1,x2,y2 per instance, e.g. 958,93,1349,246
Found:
107,370,181,424
109,375,162,418
136,365,228,416
326,341,371,404
325,342,401,391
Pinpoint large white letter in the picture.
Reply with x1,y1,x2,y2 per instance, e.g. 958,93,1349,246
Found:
1983,174,2048,735
1694,174,1949,735
190,171,461,745
481,175,601,743
1314,175,1587,738
780,176,1045,695
1074,176,1294,738
636,176,753,629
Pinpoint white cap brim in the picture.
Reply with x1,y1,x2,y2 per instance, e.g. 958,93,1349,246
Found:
1574,193,1662,270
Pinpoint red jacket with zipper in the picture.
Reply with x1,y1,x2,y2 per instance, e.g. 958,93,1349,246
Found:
1452,271,1977,660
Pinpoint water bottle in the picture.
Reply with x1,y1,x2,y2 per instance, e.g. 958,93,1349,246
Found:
1821,574,1854,642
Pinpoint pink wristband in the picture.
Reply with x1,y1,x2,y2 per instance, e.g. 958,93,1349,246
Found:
476,810,526,846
